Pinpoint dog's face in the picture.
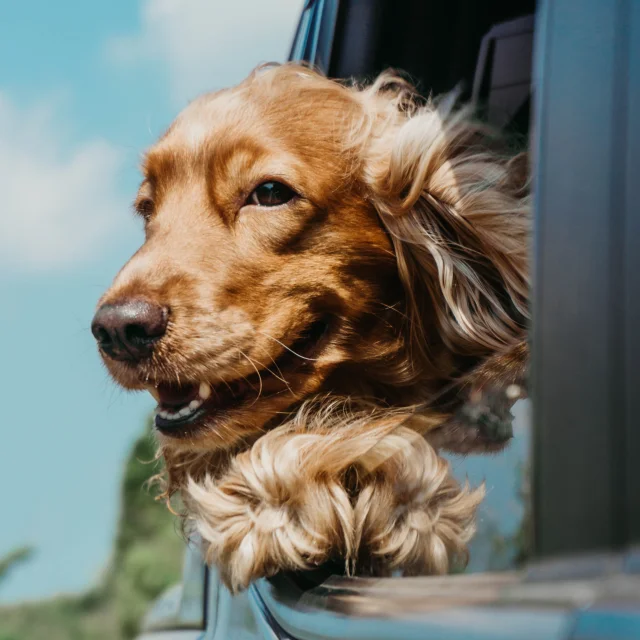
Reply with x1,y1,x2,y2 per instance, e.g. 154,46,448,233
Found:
94,65,529,462
93,71,401,451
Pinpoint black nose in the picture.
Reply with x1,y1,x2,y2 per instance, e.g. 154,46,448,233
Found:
91,299,168,362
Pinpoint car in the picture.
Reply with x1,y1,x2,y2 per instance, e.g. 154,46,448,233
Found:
136,1,640,638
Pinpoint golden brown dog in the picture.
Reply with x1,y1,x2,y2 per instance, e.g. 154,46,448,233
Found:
92,64,529,591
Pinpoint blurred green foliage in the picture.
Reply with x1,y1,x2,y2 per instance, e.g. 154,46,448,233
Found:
0,547,34,586
0,418,185,640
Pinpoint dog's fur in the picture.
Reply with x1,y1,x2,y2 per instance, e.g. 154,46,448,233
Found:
96,64,529,591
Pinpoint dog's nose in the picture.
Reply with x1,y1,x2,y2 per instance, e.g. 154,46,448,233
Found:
91,299,168,362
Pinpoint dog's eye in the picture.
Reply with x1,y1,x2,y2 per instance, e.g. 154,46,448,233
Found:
135,197,155,218
248,181,296,207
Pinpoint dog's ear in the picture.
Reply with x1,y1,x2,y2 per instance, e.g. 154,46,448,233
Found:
362,87,530,370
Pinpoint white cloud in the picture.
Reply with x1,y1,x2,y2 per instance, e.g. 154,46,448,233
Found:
0,0,303,272
106,0,303,105
0,95,128,272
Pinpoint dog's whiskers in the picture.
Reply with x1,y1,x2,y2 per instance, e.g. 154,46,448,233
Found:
256,330,321,362
252,344,293,390
237,349,264,405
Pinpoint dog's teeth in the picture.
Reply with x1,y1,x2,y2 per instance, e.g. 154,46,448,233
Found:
146,385,161,402
199,382,211,400
156,395,204,424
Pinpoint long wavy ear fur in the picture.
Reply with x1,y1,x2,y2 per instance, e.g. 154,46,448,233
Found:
356,76,530,376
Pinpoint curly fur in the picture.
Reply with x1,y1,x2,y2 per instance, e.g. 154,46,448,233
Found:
95,63,530,592
183,400,483,591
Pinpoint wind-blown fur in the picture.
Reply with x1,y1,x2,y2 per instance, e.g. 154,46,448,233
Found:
96,64,530,592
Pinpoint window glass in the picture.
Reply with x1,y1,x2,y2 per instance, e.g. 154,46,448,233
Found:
448,400,532,572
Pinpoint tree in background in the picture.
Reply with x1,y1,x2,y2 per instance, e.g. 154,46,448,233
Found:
0,547,34,587
0,418,184,640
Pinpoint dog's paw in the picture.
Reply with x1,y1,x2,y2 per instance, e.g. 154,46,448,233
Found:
354,428,484,574
183,411,484,590
185,427,355,593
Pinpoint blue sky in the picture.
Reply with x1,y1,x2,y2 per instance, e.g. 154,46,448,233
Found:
0,0,529,604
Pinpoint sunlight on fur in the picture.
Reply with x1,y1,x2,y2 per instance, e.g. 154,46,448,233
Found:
95,62,530,592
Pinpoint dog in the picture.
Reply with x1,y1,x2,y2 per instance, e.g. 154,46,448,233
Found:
92,64,529,591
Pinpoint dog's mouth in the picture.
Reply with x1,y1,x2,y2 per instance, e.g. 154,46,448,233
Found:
149,319,331,437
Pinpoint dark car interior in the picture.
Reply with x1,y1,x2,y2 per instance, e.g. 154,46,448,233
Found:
297,0,535,135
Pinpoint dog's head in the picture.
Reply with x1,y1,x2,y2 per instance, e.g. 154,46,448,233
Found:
93,64,528,459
